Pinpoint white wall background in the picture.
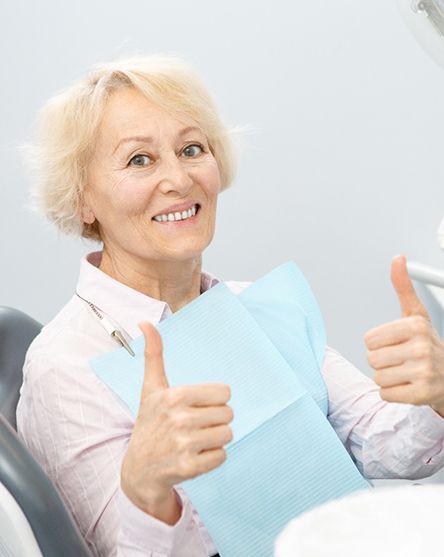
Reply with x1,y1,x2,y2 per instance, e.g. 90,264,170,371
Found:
2,0,444,384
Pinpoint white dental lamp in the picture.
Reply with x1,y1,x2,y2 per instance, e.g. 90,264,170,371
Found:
397,1,444,247
397,1,444,293
397,0,444,70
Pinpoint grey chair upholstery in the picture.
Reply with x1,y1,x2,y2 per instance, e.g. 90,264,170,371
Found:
0,414,92,557
0,306,42,429
0,306,92,556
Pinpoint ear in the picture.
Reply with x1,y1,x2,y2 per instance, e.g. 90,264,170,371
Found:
82,205,96,225
79,192,96,225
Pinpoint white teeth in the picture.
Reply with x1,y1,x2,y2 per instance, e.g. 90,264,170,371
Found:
154,204,198,222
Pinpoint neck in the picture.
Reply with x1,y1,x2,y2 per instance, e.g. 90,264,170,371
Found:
99,247,203,313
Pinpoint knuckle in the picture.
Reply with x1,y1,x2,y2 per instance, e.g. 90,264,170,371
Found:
216,448,227,465
174,433,191,453
379,388,391,402
367,351,378,369
170,411,187,430
226,405,234,423
225,426,233,444
205,449,226,471
416,363,434,382
363,331,371,347
374,370,382,386
410,316,428,336
164,388,185,408
222,384,231,401
364,329,378,350
198,448,227,475
411,341,431,360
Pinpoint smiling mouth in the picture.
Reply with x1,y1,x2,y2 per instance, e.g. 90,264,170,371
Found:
152,204,200,223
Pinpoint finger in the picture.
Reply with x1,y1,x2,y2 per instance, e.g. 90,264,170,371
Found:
188,405,234,428
374,364,415,388
365,319,413,350
391,255,429,319
367,344,408,370
192,424,233,452
380,384,417,404
172,383,232,407
139,321,169,394
194,448,227,476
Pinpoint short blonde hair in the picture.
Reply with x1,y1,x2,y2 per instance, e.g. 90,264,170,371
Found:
29,55,237,240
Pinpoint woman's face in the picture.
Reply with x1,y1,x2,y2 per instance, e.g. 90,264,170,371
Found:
84,87,221,265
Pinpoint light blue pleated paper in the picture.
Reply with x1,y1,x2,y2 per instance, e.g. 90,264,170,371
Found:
184,398,369,556
93,282,308,443
91,262,370,557
237,262,328,414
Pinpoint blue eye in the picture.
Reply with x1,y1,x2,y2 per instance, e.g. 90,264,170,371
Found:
182,144,203,157
128,154,151,167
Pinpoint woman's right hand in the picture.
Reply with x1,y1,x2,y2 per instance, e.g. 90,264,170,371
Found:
121,321,233,524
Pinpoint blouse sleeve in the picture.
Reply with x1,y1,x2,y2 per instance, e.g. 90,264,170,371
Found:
16,354,209,557
322,346,444,479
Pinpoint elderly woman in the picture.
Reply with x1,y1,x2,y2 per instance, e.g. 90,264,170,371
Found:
16,56,444,557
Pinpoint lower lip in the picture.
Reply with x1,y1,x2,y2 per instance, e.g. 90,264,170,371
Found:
152,206,201,227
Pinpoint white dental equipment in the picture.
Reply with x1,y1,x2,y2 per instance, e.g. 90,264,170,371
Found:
397,1,444,248
397,0,444,67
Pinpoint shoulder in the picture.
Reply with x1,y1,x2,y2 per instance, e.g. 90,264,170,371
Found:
19,296,130,428
24,296,115,383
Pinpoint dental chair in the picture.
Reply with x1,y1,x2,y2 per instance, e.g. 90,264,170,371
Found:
0,306,41,430
0,306,92,557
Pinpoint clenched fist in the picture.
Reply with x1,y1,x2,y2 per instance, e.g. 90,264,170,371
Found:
364,256,444,417
121,322,233,524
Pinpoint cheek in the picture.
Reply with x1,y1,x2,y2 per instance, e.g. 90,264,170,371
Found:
95,174,155,220
197,161,222,197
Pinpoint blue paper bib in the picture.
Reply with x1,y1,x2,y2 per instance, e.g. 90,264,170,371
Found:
92,262,370,556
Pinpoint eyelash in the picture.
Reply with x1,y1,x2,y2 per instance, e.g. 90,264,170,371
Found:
181,143,205,157
127,143,205,168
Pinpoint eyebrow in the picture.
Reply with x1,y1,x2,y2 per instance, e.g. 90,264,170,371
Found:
112,126,203,155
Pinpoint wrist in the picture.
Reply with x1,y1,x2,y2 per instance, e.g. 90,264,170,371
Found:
123,484,181,525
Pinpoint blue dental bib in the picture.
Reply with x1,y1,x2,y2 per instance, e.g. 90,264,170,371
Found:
92,262,370,556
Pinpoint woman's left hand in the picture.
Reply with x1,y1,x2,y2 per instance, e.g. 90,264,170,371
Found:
364,255,444,417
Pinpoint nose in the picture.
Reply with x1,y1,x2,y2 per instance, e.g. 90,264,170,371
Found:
157,155,193,196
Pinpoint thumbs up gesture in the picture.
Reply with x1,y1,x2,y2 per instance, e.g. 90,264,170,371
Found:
121,322,233,524
364,256,444,416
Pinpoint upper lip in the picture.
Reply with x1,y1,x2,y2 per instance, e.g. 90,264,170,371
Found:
153,201,199,218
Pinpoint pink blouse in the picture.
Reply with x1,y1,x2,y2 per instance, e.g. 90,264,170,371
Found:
16,252,444,556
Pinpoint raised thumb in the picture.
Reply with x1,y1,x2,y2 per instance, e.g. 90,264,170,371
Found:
390,255,428,318
139,321,169,395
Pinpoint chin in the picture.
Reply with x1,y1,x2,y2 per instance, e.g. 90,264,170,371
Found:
166,239,211,262
167,229,214,258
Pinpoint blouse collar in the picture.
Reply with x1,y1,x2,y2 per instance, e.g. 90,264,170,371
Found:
76,251,220,339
